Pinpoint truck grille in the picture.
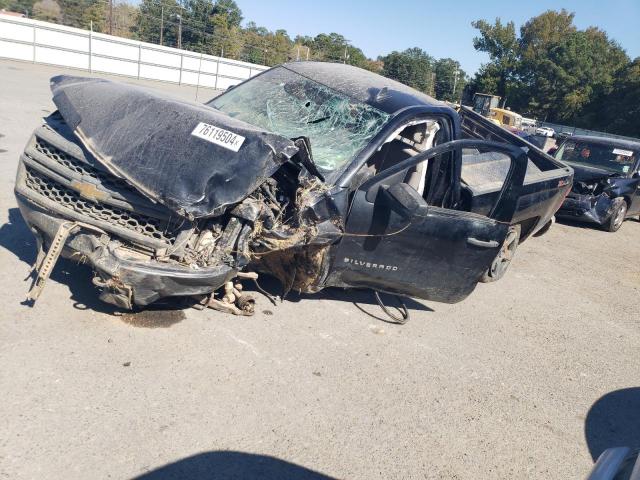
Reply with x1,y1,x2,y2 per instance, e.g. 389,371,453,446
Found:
33,137,138,196
24,166,180,244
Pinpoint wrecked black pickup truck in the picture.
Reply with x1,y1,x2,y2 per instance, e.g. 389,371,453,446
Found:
14,62,573,315
554,135,640,232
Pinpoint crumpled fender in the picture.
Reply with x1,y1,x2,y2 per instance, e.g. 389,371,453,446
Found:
50,75,299,219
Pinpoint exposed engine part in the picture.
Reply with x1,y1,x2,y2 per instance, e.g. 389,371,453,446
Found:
204,279,256,316
572,180,606,196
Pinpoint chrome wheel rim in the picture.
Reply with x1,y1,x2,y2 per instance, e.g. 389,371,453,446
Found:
613,204,626,229
490,229,518,278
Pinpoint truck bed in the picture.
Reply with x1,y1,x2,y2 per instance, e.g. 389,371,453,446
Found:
457,106,573,239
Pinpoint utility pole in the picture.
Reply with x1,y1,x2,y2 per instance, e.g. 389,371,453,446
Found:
296,46,300,61
176,14,182,49
306,46,310,60
431,72,436,96
343,44,347,64
159,5,164,45
108,0,113,35
452,69,459,97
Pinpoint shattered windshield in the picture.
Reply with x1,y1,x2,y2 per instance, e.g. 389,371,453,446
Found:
556,140,637,175
207,66,390,173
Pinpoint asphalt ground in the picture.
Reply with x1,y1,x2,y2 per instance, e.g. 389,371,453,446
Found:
1,59,639,480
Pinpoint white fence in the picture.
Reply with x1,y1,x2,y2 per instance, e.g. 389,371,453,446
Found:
0,14,268,89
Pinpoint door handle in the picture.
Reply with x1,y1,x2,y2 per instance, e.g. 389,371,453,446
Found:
467,237,499,248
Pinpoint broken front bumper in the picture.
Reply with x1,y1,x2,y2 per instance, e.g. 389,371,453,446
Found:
14,122,237,308
556,193,614,225
16,192,235,308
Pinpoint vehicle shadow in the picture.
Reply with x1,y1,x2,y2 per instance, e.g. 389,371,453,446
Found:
555,217,603,231
0,207,37,266
243,273,435,321
585,387,640,461
557,217,640,232
132,451,336,480
0,207,124,315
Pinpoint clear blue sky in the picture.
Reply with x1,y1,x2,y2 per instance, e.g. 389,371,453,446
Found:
236,0,640,74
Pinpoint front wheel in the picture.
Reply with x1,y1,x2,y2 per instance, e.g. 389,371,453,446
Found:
480,225,521,283
603,198,627,232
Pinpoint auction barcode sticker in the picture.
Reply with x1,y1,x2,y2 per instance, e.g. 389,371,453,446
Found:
191,122,245,152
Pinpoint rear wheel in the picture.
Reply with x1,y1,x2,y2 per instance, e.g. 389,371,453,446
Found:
604,198,627,232
480,225,521,283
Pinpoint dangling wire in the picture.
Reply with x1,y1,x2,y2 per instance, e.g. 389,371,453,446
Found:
251,276,279,306
373,291,410,324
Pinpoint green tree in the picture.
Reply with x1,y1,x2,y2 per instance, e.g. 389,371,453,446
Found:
598,58,640,136
434,58,466,102
519,9,576,66
0,0,36,17
380,47,434,93
57,0,105,30
470,9,632,130
266,29,293,64
211,0,241,27
209,4,242,58
517,11,628,122
180,0,215,51
111,2,139,39
32,0,61,22
241,21,269,64
471,18,519,102
309,32,350,62
134,0,180,46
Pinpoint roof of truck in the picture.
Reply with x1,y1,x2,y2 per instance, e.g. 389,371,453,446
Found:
569,135,640,151
282,61,448,115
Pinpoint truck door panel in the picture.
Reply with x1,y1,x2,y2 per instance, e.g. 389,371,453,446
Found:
326,140,528,303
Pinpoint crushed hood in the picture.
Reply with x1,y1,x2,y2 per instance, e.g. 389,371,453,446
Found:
50,75,299,218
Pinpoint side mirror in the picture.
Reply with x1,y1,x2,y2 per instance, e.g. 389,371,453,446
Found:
377,183,422,219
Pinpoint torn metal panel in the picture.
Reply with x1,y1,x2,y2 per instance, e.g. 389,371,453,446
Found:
50,75,299,219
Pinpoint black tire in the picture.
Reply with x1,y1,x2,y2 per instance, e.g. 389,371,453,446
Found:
533,216,554,237
603,198,627,232
480,225,521,283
